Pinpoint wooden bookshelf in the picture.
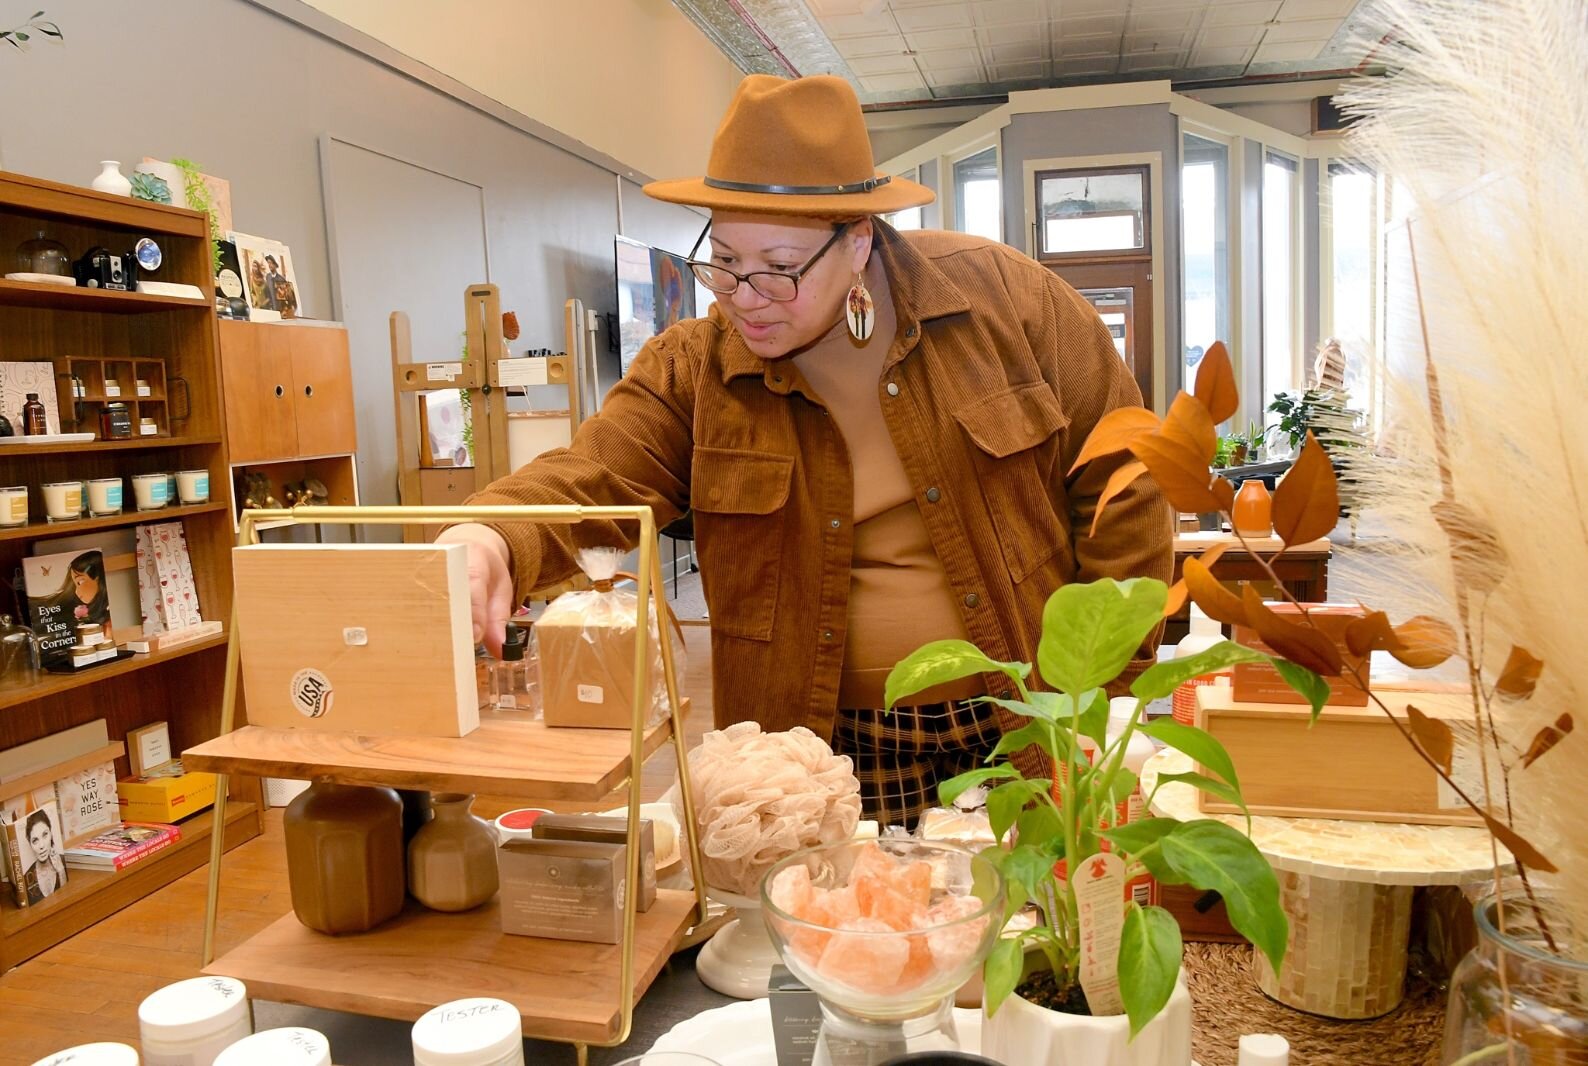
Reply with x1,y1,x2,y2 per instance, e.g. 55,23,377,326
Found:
0,802,258,970
0,169,262,970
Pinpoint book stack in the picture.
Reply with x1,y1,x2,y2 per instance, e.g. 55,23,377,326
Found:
62,822,180,872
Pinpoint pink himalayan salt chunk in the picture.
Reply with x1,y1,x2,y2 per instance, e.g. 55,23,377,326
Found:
769,864,814,916
893,932,934,993
924,894,989,974
898,859,933,908
849,841,899,883
858,881,928,932
816,917,910,993
787,884,862,964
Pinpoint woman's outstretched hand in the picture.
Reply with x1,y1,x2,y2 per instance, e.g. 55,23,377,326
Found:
435,524,514,655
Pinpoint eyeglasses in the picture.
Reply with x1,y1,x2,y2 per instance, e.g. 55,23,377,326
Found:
685,221,850,302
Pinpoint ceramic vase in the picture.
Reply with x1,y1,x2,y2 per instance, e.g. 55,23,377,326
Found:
90,161,132,197
282,779,405,935
981,971,1193,1066
407,792,499,912
1231,479,1273,538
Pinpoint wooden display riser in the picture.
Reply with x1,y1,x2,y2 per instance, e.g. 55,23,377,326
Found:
184,707,684,802
0,801,259,971
204,889,698,1045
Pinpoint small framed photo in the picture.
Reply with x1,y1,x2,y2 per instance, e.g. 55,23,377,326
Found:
228,231,302,323
127,721,172,777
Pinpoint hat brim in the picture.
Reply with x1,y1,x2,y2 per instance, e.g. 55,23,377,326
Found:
642,173,935,217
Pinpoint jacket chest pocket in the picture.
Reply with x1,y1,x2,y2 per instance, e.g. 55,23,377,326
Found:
690,446,794,641
954,382,1070,583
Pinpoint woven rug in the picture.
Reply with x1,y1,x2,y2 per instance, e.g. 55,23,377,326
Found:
1184,943,1446,1066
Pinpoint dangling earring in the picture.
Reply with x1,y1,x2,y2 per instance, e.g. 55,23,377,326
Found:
846,272,875,342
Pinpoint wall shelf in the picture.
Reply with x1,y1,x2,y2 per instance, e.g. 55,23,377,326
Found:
0,500,227,543
0,435,220,458
0,629,227,712
0,278,211,314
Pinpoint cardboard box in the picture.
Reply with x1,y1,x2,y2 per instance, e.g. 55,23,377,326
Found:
768,966,822,1066
1232,603,1370,706
535,610,654,730
498,838,628,943
530,813,655,912
1194,685,1483,826
117,770,216,823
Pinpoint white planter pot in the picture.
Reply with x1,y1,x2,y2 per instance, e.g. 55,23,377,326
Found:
981,974,1193,1066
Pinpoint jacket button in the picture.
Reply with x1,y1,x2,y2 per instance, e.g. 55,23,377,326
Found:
925,487,941,503
829,518,840,528
886,382,900,397
906,326,917,338
964,593,981,608
823,630,834,641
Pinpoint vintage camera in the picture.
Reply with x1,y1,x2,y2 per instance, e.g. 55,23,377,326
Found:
74,246,139,291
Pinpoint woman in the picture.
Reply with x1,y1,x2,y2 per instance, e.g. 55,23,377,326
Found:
65,552,112,642
441,75,1170,826
22,808,66,903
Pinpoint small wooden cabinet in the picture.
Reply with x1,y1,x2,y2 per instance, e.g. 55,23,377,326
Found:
217,320,359,524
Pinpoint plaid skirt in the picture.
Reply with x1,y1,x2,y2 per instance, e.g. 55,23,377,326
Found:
831,699,1001,830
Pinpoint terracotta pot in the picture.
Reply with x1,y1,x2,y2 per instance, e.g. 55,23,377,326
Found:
283,779,405,934
981,966,1193,1066
408,792,499,912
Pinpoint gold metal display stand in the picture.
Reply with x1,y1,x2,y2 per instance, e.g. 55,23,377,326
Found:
186,505,708,1065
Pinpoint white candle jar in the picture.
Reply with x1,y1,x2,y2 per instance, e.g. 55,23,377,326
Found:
176,469,210,505
138,976,251,1066
131,473,168,511
42,481,82,522
0,485,27,527
212,1028,330,1066
87,478,123,517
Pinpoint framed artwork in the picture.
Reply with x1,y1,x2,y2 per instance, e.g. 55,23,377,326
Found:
419,390,472,468
0,361,61,434
228,231,302,322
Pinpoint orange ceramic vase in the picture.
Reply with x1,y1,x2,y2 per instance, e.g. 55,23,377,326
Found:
1232,480,1273,538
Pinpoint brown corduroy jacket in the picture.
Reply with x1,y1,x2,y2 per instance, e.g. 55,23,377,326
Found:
471,224,1172,740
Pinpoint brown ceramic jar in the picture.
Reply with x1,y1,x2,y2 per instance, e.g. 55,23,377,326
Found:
283,779,405,935
407,792,499,912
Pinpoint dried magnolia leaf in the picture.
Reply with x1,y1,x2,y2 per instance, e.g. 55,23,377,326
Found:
1069,407,1160,475
1496,645,1544,701
1389,615,1458,669
1129,435,1228,514
1483,814,1557,874
1520,714,1573,769
1405,704,1454,774
1271,434,1340,547
1243,586,1344,676
1432,500,1507,595
1091,460,1150,536
1163,579,1189,619
1345,610,1399,658
1159,392,1217,466
1184,557,1246,627
1194,341,1238,425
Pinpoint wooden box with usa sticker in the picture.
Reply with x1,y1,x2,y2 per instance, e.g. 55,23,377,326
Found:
230,543,479,737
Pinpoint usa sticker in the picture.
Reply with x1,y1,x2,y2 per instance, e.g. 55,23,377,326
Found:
290,668,333,718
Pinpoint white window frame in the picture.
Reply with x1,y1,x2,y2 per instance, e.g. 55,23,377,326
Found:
1178,121,1240,409
1022,150,1167,412
884,166,925,231
1317,155,1387,433
1260,147,1304,412
942,133,1003,244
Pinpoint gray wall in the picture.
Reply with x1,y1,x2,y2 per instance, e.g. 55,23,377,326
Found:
0,0,705,504
999,104,1182,400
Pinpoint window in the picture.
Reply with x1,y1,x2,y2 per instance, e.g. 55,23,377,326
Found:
1181,134,1230,394
1326,162,1378,404
1261,151,1300,412
953,147,1001,241
1035,167,1147,258
884,168,924,231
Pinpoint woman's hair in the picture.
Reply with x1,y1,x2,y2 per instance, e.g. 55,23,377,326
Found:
68,552,110,617
25,809,51,845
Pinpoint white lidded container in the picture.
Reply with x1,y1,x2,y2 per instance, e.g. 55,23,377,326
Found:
1107,696,1161,906
138,975,251,1065
31,1045,140,1066
212,1028,330,1066
412,997,525,1066
1170,604,1229,725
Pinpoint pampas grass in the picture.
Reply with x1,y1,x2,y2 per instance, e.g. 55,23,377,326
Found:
1340,0,1588,949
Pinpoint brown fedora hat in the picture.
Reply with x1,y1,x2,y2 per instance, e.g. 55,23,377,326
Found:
644,75,934,217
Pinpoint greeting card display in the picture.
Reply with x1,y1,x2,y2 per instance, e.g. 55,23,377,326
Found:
136,523,203,635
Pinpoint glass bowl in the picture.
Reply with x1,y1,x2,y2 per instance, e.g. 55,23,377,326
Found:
760,839,1004,1022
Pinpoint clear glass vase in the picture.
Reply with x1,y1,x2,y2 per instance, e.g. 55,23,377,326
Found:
1443,893,1588,1064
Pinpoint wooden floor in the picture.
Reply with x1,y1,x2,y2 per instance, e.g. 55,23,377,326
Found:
0,624,716,1065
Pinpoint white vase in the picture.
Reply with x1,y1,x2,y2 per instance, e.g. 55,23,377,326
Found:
91,161,132,197
981,973,1194,1066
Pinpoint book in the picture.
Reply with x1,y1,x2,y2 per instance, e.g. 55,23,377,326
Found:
54,761,119,843
23,548,115,670
62,821,179,871
2,800,69,906
0,785,55,886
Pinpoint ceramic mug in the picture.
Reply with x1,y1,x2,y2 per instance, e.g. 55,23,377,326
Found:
0,485,27,527
42,481,82,522
176,469,209,505
87,477,123,517
131,473,168,511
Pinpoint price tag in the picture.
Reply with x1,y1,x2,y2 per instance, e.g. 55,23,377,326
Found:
496,358,549,387
1075,850,1127,1017
426,362,462,382
577,684,604,704
137,386,151,397
104,385,121,397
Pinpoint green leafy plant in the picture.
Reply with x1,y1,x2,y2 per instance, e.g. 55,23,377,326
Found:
1268,388,1366,455
170,158,224,277
886,577,1315,1035
1,10,61,49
